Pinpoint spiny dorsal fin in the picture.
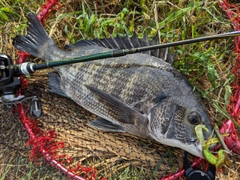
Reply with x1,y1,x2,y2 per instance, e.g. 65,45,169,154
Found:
65,33,172,62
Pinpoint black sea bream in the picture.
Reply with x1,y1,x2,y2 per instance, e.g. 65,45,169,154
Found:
13,12,212,158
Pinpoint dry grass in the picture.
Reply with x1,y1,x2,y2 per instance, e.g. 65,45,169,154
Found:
0,0,240,179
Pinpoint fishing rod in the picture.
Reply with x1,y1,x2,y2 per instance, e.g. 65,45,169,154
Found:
0,30,240,115
10,30,240,75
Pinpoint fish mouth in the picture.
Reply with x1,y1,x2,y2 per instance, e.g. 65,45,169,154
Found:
175,139,204,158
192,140,204,158
178,139,204,158
150,133,204,158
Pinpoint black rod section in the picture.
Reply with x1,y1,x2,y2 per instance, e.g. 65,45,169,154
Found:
134,30,240,52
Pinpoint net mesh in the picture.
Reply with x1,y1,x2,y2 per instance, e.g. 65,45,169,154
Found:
0,0,240,179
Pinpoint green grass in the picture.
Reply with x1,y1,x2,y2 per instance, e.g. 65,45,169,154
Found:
58,0,234,123
0,0,237,179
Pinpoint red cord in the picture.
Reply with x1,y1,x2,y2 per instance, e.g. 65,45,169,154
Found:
37,0,61,24
220,0,240,122
162,0,240,179
15,0,100,179
15,0,240,179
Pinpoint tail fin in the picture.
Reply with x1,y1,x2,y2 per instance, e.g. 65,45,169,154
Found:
13,12,54,59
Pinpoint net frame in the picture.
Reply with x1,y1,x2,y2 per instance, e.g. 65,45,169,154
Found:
0,0,240,179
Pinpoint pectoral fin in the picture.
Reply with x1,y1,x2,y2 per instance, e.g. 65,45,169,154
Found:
85,85,148,126
89,118,126,132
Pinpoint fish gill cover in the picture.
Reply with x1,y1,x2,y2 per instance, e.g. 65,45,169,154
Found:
0,0,240,179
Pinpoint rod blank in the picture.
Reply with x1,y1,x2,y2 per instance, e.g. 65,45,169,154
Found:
14,30,240,75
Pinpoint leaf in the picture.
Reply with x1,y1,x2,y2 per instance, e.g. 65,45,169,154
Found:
158,7,192,29
0,10,9,21
207,64,219,89
1,7,13,13
119,8,128,20
224,85,232,109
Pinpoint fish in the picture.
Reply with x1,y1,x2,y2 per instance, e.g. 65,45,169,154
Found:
13,12,212,158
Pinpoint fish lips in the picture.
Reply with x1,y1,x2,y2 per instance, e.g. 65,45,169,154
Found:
191,139,204,158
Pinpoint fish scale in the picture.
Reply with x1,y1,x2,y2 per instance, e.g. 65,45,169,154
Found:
13,12,212,158
74,66,156,109
59,58,164,106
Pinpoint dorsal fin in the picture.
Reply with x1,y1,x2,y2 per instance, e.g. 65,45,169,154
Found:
65,33,172,61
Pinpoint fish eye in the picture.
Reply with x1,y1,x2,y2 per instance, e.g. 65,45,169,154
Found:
188,112,201,125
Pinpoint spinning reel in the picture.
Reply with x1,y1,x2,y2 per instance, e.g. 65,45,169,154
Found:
0,54,42,118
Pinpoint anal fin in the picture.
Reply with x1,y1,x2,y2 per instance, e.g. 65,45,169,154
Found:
89,118,125,132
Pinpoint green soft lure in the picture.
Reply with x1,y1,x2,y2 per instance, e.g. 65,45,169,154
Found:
195,124,231,169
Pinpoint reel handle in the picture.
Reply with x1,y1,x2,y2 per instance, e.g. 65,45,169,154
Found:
0,54,21,98
0,54,14,86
